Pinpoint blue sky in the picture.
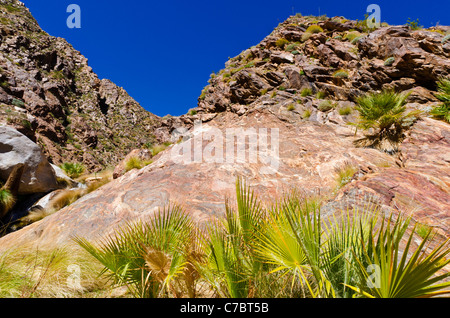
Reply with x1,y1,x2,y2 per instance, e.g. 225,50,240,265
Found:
22,0,450,117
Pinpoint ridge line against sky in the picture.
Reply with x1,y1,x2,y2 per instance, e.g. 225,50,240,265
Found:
21,0,450,117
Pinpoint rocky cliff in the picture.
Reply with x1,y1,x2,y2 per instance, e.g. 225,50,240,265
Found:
0,12,449,251
0,0,163,172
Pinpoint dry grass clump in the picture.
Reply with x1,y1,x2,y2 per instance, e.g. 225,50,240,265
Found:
0,244,109,298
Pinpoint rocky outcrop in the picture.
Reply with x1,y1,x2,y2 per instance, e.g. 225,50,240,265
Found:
195,15,449,117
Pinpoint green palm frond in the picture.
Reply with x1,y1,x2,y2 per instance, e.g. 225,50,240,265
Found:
347,213,450,298
435,77,450,103
431,77,450,123
321,202,381,298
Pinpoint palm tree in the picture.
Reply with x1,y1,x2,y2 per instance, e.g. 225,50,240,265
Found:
352,90,420,153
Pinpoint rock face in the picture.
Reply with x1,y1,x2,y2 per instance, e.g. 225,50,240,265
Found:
0,13,449,251
0,125,58,194
0,0,164,172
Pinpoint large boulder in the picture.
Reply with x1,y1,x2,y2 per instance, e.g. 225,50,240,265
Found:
0,125,58,194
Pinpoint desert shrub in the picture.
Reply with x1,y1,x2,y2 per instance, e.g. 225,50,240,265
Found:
50,188,85,212
11,98,25,108
3,4,21,13
287,104,295,111
406,18,422,30
338,105,353,115
300,87,313,97
291,50,300,55
334,163,357,190
344,31,362,43
316,91,327,99
244,61,255,68
305,24,323,34
384,57,395,66
301,32,312,42
350,35,364,44
60,162,85,178
318,100,334,112
260,88,268,96
430,77,450,123
285,43,299,52
430,104,450,123
150,143,171,157
124,156,153,172
302,109,311,118
188,109,197,116
275,38,289,49
0,246,106,298
415,223,436,240
333,69,349,79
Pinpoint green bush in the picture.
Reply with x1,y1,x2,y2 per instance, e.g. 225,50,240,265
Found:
333,69,349,79
316,91,327,99
11,99,25,108
344,31,362,43
124,156,153,172
350,35,364,44
60,162,85,178
406,18,422,30
300,87,313,97
430,77,450,123
302,109,311,119
338,106,353,116
301,32,312,42
384,57,395,66
334,163,357,190
287,104,295,111
305,24,323,34
275,38,289,49
318,100,334,112
285,43,299,52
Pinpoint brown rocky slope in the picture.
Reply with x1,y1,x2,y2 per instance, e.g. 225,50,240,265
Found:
0,13,449,251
